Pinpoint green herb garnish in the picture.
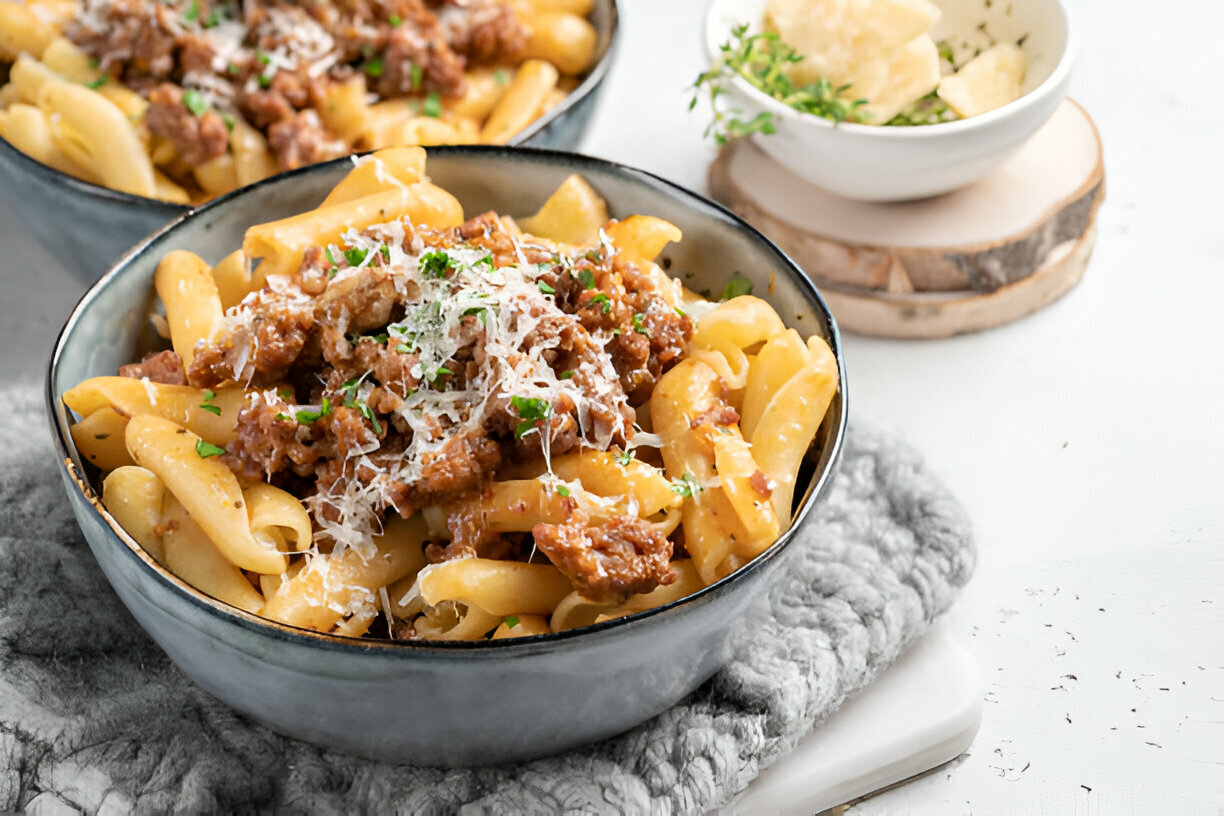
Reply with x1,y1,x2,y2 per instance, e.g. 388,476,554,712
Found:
511,395,552,439
410,63,423,90
389,13,402,26
558,370,574,380
885,91,957,127
576,268,596,289
670,471,704,498
631,313,651,337
182,89,209,117
555,485,571,498
588,293,612,314
537,280,556,295
183,0,199,23
365,59,384,78
720,276,753,300
504,615,519,628
85,76,108,90
423,91,442,118
690,23,867,144
198,389,221,416
419,250,454,278
343,247,370,266
615,449,635,467
195,439,225,458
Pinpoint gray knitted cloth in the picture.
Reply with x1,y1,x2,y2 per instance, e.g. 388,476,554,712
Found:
0,383,974,814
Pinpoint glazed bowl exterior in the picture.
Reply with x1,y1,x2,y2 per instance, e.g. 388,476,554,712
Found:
0,0,619,283
704,0,1076,201
47,146,848,767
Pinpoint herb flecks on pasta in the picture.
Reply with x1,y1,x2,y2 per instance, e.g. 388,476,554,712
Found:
64,150,839,641
0,0,598,202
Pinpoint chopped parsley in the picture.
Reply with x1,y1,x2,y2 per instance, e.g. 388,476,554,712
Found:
389,13,402,26
226,62,240,75
670,472,704,498
588,293,612,314
278,388,294,400
410,63,423,90
182,0,199,23
85,76,108,90
419,250,455,278
720,276,753,300
198,389,221,416
511,395,552,439
221,114,235,132
474,252,494,271
558,370,574,380
258,73,272,88
195,439,225,458
324,246,339,267
615,449,635,467
395,343,413,354
555,485,571,498
364,59,384,78
576,268,596,289
356,401,383,435
423,91,442,118
294,397,332,424
343,246,372,266
463,306,489,325
504,615,519,628
632,313,651,337
584,249,603,263
204,8,221,27
537,280,556,295
256,52,271,66
274,412,292,421
182,89,209,117
495,68,508,86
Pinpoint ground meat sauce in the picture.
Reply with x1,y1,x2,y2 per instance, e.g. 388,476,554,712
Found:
67,0,525,170
181,202,693,603
118,349,188,385
532,514,675,604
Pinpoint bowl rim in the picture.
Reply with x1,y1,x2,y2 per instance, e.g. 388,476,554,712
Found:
702,0,1078,139
0,0,620,211
45,143,849,657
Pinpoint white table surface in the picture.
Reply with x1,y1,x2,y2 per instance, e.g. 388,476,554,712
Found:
2,0,1221,811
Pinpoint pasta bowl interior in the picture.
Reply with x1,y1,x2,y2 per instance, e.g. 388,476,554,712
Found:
48,146,846,766
0,0,619,281
703,0,1075,201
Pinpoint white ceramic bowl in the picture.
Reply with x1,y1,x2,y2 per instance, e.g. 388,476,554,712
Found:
704,0,1076,201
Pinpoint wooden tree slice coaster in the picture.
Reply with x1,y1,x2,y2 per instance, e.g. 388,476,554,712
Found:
708,99,1105,338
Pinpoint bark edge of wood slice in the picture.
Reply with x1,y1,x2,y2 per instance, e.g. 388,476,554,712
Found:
708,99,1105,339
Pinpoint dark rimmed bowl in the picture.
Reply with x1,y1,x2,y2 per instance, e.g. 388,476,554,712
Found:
0,0,619,283
46,146,848,767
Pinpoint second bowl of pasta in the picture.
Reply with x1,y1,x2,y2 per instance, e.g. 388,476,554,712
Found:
0,0,619,281
48,145,847,765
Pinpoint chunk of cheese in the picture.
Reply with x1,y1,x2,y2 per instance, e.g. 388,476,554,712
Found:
937,42,1027,118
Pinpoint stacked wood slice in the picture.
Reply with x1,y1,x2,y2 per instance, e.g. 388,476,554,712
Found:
708,100,1105,338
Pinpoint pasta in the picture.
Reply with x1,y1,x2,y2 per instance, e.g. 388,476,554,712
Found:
64,150,840,641
0,0,600,203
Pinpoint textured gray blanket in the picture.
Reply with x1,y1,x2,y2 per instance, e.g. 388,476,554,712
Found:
0,384,974,814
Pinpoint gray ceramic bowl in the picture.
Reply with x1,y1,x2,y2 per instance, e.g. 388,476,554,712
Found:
0,0,618,282
47,146,848,767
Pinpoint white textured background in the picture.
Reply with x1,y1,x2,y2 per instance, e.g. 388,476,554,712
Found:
1,0,1221,811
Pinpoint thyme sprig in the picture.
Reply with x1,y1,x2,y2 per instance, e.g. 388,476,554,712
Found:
690,23,867,144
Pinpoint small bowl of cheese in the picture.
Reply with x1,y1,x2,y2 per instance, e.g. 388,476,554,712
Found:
701,0,1076,201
